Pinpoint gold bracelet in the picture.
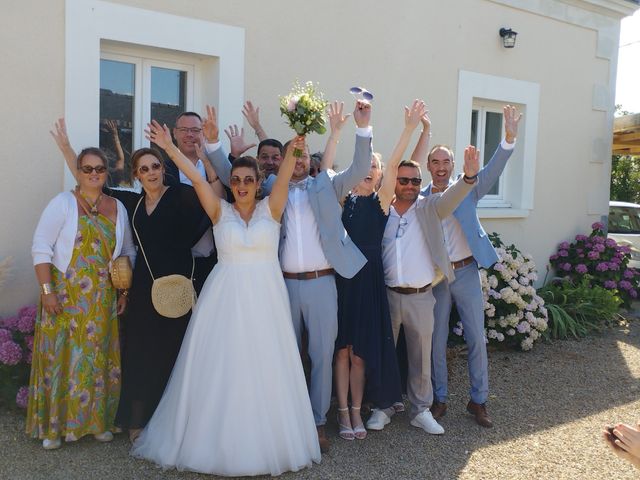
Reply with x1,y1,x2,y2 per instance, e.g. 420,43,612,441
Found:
41,283,53,295
119,289,129,297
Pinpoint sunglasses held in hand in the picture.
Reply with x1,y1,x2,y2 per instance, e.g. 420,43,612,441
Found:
349,86,374,102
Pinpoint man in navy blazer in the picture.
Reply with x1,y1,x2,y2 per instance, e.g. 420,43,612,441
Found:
416,105,522,427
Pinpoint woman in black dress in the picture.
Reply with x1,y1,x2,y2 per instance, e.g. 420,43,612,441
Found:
324,101,427,440
51,121,212,442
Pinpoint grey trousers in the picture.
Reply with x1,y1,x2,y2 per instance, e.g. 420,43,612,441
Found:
285,275,338,426
387,288,436,419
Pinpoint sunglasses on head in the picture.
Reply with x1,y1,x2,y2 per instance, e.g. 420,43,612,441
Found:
230,175,256,186
137,163,162,174
397,177,422,186
79,165,107,174
350,86,374,101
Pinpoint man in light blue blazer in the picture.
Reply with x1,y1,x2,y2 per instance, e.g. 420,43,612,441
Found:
417,105,522,428
206,101,372,452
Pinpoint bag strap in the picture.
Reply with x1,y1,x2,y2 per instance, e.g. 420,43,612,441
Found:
132,194,195,282
72,190,116,262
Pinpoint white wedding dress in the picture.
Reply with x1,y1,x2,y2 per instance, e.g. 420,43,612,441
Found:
131,199,321,476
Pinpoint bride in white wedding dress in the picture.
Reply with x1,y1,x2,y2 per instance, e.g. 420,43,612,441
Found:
131,114,320,476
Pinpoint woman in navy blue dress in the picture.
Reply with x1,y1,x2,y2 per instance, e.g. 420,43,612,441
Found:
327,100,428,440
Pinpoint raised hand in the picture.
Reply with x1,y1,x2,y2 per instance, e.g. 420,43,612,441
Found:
145,120,173,150
353,100,372,128
50,118,72,152
421,109,432,132
463,145,481,178
242,101,261,130
504,105,522,143
203,104,220,143
105,119,119,136
327,101,351,133
225,124,257,158
405,99,427,130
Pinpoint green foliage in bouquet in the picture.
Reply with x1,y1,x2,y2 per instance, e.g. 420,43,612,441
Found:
280,81,328,136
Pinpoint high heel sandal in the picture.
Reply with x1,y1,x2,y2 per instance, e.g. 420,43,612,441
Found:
337,407,354,441
351,406,367,440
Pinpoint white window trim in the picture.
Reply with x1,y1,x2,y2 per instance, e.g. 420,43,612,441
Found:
471,104,508,206
456,70,540,218
65,0,244,189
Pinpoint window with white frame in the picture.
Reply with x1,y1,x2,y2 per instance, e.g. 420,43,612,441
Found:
99,45,196,186
455,70,540,218
64,0,245,190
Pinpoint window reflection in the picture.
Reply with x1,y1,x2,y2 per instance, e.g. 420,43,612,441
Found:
100,59,134,187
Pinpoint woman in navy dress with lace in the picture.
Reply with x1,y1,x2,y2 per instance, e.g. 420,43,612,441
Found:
327,100,428,440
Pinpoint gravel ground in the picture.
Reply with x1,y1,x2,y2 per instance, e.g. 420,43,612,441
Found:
2,320,640,480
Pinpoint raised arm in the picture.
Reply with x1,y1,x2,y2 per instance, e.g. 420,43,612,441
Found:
331,100,373,200
106,119,126,172
203,105,232,187
410,109,432,171
50,118,79,180
434,145,480,218
378,100,427,213
474,104,521,199
242,100,268,142
200,151,226,201
146,120,221,224
321,101,351,171
269,136,304,221
225,124,257,159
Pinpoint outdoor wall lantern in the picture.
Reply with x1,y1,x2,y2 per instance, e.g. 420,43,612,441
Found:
499,28,518,48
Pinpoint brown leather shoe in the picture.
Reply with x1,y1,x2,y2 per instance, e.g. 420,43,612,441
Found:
316,425,330,453
466,401,493,428
430,401,447,420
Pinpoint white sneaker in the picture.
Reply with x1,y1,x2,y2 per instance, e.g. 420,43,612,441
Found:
94,431,114,442
410,410,444,435
366,409,391,431
42,438,61,450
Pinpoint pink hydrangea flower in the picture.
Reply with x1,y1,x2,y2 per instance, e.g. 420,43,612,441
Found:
592,222,604,231
0,340,23,365
15,386,29,409
604,280,617,289
0,328,12,343
575,264,588,274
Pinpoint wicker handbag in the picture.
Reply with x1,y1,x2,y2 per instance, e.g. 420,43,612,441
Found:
73,191,132,290
133,196,196,318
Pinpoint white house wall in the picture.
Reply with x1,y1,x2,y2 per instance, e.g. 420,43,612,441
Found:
0,0,637,313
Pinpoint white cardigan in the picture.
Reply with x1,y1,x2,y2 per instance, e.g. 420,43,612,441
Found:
32,191,136,273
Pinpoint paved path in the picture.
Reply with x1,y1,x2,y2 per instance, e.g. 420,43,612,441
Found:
2,321,640,479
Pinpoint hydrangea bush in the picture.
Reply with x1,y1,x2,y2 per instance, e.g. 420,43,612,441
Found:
452,233,548,351
549,222,640,307
0,304,36,408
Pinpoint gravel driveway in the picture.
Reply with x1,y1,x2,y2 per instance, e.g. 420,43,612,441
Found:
2,320,639,480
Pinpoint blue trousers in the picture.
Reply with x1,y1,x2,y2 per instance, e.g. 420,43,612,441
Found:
285,275,338,426
431,261,489,404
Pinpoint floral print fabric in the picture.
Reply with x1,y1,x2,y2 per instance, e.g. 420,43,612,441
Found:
26,214,120,440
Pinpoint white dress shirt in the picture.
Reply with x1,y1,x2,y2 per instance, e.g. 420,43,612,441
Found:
382,200,436,288
441,216,473,262
179,155,214,258
280,178,331,273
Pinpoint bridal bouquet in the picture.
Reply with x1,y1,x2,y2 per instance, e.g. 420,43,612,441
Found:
280,81,328,155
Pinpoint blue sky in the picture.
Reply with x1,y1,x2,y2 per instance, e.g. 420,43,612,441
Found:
616,9,640,114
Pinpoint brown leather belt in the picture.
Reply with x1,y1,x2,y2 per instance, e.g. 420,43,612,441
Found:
452,256,475,270
387,284,431,295
283,268,335,280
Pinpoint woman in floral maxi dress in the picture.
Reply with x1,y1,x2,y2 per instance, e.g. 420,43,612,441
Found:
28,147,135,449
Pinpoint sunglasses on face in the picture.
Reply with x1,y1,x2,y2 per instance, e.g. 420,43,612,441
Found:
137,163,162,174
79,165,107,174
230,175,256,186
349,86,374,101
397,177,422,186
364,176,373,182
